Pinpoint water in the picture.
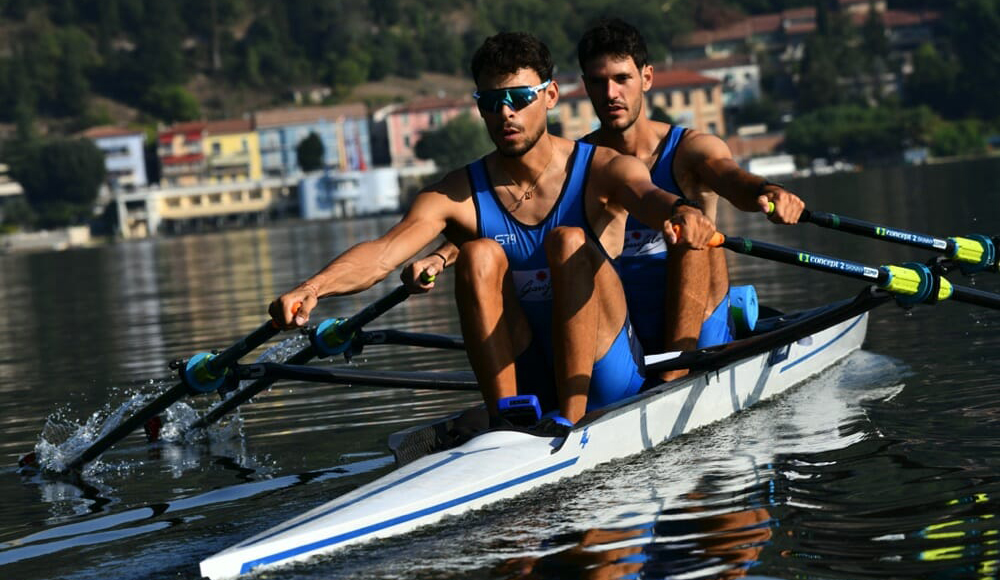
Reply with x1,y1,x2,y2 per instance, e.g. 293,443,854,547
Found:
1,157,999,580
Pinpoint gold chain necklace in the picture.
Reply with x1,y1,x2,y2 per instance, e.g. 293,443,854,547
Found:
505,142,554,212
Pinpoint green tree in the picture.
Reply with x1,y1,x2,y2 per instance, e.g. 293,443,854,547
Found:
296,132,325,171
142,85,201,123
9,138,106,227
947,0,1000,119
906,43,958,115
796,35,840,111
415,113,493,173
930,119,987,157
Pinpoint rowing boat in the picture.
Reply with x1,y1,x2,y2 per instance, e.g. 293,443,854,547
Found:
199,288,891,579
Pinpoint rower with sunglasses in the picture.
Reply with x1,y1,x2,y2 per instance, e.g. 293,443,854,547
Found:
271,32,716,428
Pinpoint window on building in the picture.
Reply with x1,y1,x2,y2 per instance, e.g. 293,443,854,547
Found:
404,135,411,148
241,138,249,151
708,122,718,134
249,190,263,200
570,101,579,117
165,198,181,208
212,142,221,155
704,88,713,104
683,91,691,106
209,193,223,204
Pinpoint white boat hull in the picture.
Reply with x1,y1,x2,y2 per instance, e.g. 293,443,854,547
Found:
200,307,870,579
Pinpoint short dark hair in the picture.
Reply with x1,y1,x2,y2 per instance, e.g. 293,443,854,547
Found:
470,32,554,87
577,18,648,71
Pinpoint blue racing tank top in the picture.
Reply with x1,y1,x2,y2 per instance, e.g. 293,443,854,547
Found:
468,141,596,351
617,125,686,353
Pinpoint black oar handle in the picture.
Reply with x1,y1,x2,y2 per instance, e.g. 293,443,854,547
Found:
340,284,411,336
801,209,953,254
206,320,282,375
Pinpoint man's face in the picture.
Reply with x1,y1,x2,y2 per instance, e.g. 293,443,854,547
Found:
476,68,555,158
581,55,652,132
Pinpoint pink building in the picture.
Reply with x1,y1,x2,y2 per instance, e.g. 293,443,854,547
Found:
384,97,478,168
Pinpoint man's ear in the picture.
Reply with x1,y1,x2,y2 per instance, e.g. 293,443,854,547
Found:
641,64,653,92
545,80,560,109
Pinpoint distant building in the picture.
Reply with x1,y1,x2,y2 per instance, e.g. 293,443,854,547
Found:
253,104,371,179
203,118,262,183
667,55,761,108
298,167,401,219
79,126,148,191
672,1,937,65
115,178,293,238
382,97,478,168
0,162,24,199
556,67,726,139
157,121,207,187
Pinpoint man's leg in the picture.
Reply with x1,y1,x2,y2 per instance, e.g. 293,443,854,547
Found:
706,247,729,319
454,238,531,418
545,226,629,423
660,245,712,381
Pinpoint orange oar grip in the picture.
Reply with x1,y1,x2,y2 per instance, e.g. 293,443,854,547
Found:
671,225,725,247
270,301,304,329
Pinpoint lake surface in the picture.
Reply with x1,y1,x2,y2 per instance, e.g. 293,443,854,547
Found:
1,157,999,580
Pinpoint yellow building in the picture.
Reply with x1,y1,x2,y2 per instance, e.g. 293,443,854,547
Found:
203,118,262,183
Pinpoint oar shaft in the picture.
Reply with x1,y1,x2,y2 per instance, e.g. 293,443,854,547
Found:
237,363,480,392
206,321,281,375
720,236,888,285
802,209,997,271
66,382,190,471
951,285,1000,309
341,285,411,336
803,209,952,254
716,234,1000,310
189,345,317,431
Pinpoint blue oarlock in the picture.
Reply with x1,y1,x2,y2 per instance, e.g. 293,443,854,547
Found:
311,318,355,358
183,352,229,394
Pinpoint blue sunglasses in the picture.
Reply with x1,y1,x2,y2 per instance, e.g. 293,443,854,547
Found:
473,80,552,114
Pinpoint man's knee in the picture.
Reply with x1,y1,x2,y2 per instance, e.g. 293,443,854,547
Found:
545,226,594,265
455,238,507,288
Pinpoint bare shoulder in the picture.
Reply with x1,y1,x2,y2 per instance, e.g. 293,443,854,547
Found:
678,129,732,161
414,166,473,206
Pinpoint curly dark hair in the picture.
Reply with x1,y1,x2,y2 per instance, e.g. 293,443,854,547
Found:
577,18,648,71
470,32,554,86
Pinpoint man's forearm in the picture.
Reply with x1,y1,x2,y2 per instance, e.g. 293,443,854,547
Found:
300,240,399,297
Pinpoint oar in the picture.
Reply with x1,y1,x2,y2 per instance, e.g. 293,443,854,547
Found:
796,208,998,274
59,318,286,472
231,363,479,392
188,284,413,431
711,232,1000,309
